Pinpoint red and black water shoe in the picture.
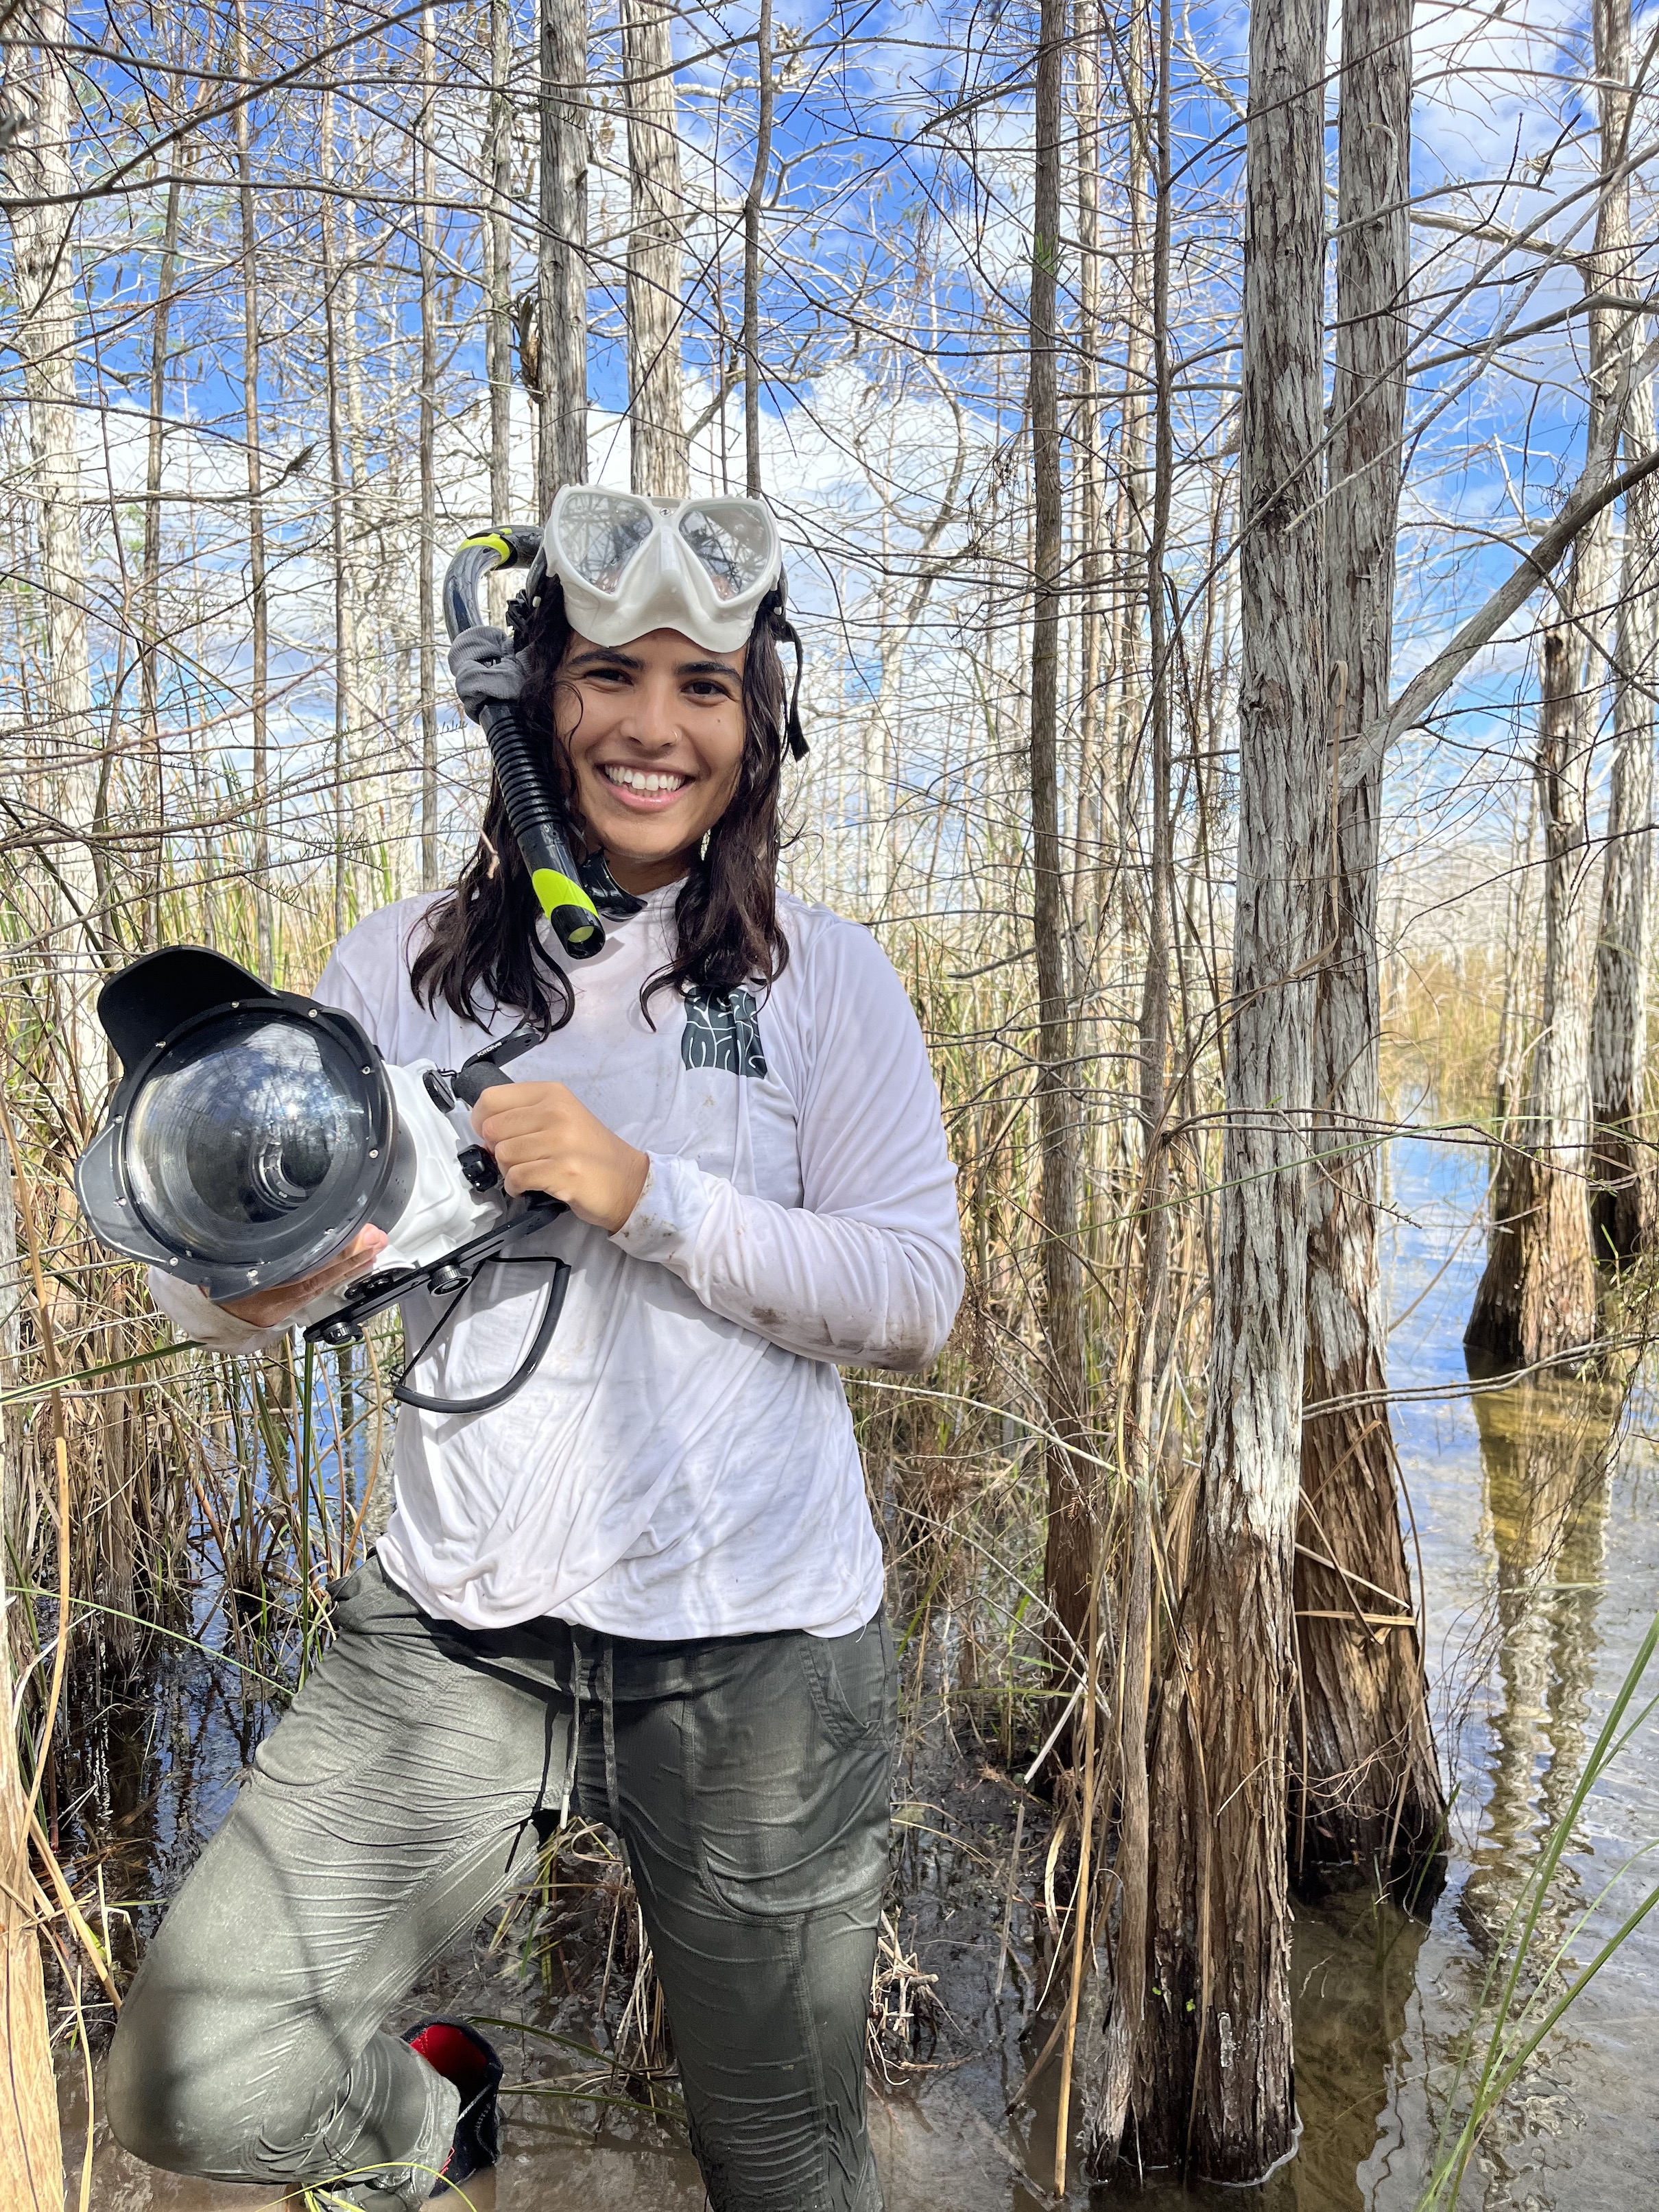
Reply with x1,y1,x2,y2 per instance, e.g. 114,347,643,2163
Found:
401,2017,503,2198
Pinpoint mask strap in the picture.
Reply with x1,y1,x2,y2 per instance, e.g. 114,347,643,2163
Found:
505,548,548,644
767,594,808,760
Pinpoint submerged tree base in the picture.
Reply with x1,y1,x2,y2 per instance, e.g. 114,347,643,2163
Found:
1293,1352,1448,1897
1466,1149,1599,1375
1590,1119,1655,1269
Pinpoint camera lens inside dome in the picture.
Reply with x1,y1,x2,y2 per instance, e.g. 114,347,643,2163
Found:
124,1009,374,1266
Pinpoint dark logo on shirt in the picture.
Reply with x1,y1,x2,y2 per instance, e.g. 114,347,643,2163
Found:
681,988,767,1079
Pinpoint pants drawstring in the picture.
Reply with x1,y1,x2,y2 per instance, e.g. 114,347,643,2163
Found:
563,1627,620,1837
599,1638,620,1836
561,1637,582,1828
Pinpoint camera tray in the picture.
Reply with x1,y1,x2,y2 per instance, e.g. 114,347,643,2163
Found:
305,1193,566,1348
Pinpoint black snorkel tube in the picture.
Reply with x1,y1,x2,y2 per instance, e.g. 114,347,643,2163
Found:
443,527,643,960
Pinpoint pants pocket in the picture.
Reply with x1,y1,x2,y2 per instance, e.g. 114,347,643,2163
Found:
255,1556,464,1788
797,1613,896,1751
685,1627,892,1922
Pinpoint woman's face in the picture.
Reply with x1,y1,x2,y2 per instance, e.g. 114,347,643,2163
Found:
553,625,748,893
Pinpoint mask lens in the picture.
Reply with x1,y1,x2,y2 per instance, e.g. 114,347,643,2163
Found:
124,1011,373,1264
556,491,657,594
677,502,775,601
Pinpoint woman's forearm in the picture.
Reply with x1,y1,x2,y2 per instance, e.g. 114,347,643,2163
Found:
612,1153,963,1370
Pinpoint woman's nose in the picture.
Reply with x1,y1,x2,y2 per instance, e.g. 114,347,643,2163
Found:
619,679,681,749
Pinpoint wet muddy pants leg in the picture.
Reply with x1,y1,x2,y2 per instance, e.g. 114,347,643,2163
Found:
106,1554,895,2212
600,1613,896,2212
106,1555,560,2211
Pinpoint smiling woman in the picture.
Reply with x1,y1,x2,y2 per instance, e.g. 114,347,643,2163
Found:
109,494,964,2212
408,564,796,1042
558,629,749,886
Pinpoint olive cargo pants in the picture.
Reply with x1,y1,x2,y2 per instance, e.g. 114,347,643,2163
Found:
107,1552,895,2211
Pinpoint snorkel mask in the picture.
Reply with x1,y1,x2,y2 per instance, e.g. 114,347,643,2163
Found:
540,489,808,759
547,490,780,653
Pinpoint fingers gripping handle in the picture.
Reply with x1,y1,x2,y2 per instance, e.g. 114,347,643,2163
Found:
444,530,605,961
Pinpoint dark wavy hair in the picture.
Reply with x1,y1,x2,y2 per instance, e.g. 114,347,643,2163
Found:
409,575,792,1033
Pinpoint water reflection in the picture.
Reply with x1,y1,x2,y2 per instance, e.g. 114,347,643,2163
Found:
1461,1364,1621,1958
1276,1896,1431,2211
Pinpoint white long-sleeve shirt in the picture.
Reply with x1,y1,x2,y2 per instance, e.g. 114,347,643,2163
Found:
147,885,964,1637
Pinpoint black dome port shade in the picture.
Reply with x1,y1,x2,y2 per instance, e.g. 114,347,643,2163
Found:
94,944,282,1074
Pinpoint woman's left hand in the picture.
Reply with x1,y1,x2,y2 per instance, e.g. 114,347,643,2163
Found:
470,1082,649,1232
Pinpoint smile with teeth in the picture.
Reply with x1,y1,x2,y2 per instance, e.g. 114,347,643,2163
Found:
601,763,691,796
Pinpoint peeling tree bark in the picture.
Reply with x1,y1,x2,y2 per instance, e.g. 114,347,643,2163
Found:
1295,0,1446,1884
1130,0,1326,2170
1588,0,1656,1265
1029,0,1091,1686
538,0,589,505
623,0,688,498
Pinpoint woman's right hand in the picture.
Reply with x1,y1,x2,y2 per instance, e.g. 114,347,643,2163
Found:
218,1225,388,1329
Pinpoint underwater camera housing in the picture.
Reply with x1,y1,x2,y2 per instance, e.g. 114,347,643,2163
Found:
75,946,568,1367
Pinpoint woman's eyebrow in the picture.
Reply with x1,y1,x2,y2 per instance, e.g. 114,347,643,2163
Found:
566,647,642,672
677,659,741,679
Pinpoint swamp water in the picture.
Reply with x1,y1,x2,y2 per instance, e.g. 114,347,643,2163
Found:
57,1137,1659,2208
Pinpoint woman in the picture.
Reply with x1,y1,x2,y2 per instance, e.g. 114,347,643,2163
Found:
107,490,964,2212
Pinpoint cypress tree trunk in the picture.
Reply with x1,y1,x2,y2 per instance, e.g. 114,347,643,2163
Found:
484,0,516,522
232,0,273,971
538,0,589,505
139,167,184,945
1130,0,1326,2168
1467,0,1633,1365
417,0,440,891
1588,0,1656,1264
1590,361,1658,1261
1029,0,1091,1681
1088,0,1171,2158
320,19,360,940
1295,0,1446,1884
1069,0,1103,931
1466,627,1599,1366
741,0,773,495
8,0,104,1092
623,0,688,497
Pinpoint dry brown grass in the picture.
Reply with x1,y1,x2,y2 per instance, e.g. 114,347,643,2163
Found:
1383,948,1508,1126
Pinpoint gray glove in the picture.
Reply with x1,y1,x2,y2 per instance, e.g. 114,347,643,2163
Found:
448,624,525,721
